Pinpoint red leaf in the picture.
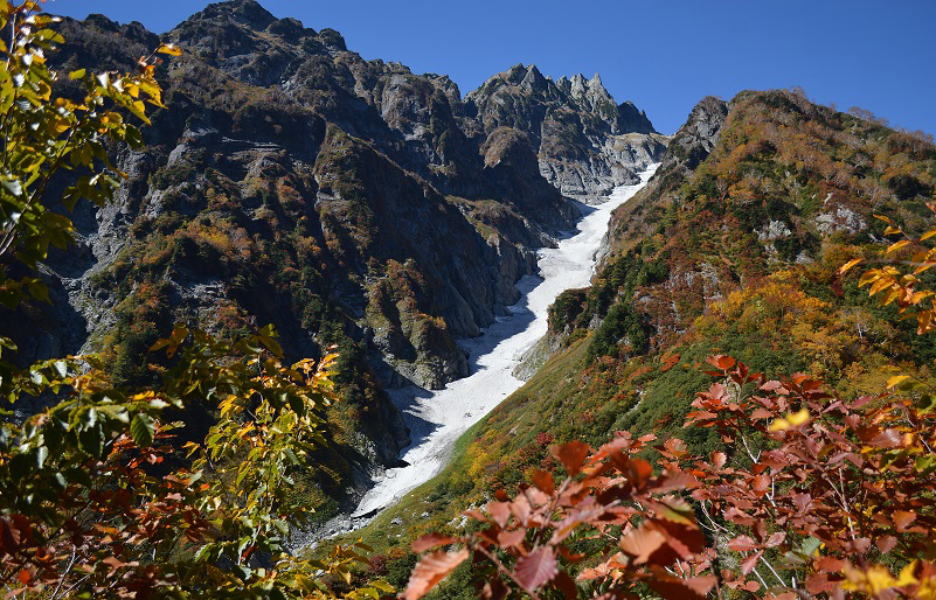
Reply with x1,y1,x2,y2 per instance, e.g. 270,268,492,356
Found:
405,548,469,600
814,556,846,572
514,546,558,592
497,529,526,548
869,428,903,448
531,470,554,494
510,495,532,525
760,380,784,391
876,535,897,554
551,503,607,544
650,518,707,560
663,437,688,458
102,556,127,570
619,525,666,564
463,509,487,521
791,493,812,513
806,573,839,594
751,474,771,495
710,451,727,469
412,533,457,553
893,510,916,531
552,441,590,476
487,501,511,528
16,569,31,586
740,551,763,575
728,535,758,552
707,355,736,371
648,573,716,600
553,571,579,600
751,407,774,420
627,458,654,488
653,470,699,493
765,532,786,547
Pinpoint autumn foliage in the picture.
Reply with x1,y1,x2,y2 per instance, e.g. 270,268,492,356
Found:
840,203,936,334
406,349,935,599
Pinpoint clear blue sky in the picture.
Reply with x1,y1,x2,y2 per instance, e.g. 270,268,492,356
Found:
47,0,936,135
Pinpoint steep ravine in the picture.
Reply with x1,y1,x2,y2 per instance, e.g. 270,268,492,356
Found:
302,164,659,543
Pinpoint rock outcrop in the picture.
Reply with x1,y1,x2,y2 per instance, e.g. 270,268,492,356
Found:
467,65,668,202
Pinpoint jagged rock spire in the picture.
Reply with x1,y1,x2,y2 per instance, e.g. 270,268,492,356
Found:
195,0,276,29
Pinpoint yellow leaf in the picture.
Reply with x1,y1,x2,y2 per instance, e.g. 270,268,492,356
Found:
839,257,864,275
896,561,918,587
883,288,902,306
769,409,810,431
886,375,911,389
157,43,183,57
883,225,902,235
873,214,894,225
868,277,894,297
885,239,912,255
858,270,880,287
786,409,810,426
862,565,897,594
920,229,936,242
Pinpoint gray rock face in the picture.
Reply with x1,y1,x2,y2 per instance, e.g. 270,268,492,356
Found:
658,96,730,175
466,65,667,202
815,206,867,235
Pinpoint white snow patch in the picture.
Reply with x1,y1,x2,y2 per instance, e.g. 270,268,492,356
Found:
350,164,659,520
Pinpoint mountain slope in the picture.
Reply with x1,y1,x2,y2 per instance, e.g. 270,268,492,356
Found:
0,0,664,517
335,90,936,588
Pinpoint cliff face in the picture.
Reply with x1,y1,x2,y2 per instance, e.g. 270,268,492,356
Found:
466,64,668,202
4,0,664,509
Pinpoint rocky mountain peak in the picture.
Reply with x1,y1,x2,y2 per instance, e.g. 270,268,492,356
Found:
467,65,664,201
520,64,548,92
499,64,546,89
193,0,276,30
663,95,729,172
316,27,347,51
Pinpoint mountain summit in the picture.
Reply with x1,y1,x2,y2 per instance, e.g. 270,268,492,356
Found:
468,64,665,201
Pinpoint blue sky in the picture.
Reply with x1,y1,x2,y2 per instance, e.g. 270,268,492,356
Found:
47,0,936,135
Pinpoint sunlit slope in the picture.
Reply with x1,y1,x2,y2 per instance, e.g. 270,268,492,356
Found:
331,90,936,592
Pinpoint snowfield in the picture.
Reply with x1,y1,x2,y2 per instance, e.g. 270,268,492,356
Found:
351,164,659,520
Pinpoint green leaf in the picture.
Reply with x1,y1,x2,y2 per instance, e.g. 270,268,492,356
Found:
130,413,154,447
78,424,104,458
68,68,86,80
